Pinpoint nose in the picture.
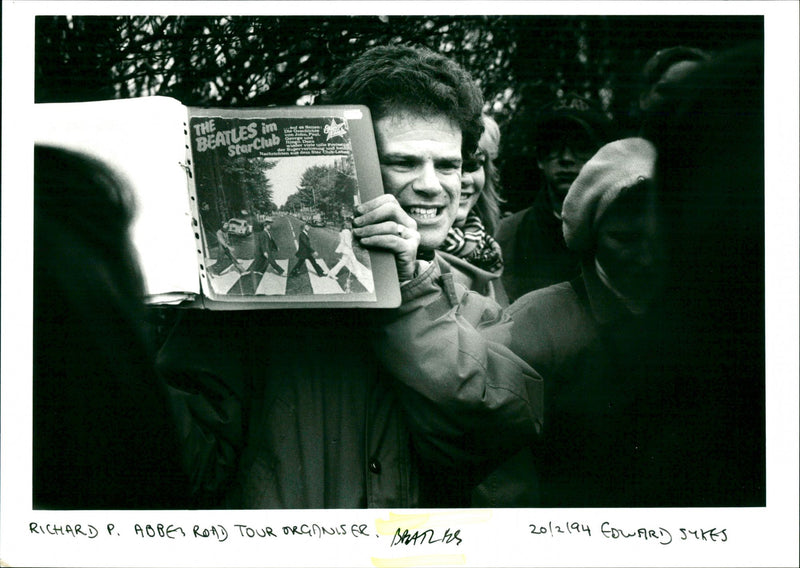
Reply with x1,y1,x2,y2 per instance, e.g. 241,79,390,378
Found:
556,145,577,163
412,161,443,195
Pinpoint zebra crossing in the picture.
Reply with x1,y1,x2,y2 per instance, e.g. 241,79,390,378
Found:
207,256,372,296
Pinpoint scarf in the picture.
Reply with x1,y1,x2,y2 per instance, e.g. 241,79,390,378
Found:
441,211,504,273
594,258,649,316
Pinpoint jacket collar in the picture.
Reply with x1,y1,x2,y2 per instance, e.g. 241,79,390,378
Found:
531,188,562,230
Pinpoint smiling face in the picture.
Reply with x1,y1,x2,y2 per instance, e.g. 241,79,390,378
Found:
374,112,463,249
455,152,486,226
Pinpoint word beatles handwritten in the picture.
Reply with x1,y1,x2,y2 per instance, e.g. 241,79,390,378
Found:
390,527,462,547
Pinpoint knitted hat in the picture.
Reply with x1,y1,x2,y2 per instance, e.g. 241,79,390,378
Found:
562,137,657,252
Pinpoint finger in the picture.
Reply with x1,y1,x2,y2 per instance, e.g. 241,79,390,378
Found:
359,231,419,283
357,232,417,250
355,223,420,256
355,193,398,215
354,197,417,232
354,198,414,228
357,233,420,269
352,220,413,240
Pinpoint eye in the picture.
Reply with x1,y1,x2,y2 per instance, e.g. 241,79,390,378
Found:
381,158,415,170
571,140,596,158
435,160,461,174
462,161,484,173
462,152,486,173
537,142,559,159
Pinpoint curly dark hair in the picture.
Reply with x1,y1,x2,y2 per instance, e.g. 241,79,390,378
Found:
322,44,485,157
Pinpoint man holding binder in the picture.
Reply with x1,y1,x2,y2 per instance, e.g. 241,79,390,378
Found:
158,45,542,508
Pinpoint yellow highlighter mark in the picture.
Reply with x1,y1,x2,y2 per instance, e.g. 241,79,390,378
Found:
371,554,466,567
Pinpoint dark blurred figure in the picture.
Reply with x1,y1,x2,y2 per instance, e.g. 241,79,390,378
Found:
503,41,765,507
507,137,665,507
496,94,614,303
637,45,710,136
639,46,710,112
645,41,765,506
34,145,189,509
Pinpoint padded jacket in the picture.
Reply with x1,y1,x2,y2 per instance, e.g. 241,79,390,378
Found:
157,255,543,508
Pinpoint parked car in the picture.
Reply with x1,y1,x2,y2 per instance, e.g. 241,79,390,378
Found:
223,218,252,236
307,213,325,227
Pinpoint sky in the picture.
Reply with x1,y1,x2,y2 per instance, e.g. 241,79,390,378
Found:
267,154,344,208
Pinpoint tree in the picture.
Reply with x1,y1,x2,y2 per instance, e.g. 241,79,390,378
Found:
35,16,518,108
496,15,763,212
285,157,357,224
36,15,763,214
292,165,322,209
36,15,763,114
283,193,305,214
246,160,279,215
218,157,277,215
35,16,122,102
194,156,277,230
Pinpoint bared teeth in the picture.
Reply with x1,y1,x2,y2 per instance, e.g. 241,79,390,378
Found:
408,206,439,219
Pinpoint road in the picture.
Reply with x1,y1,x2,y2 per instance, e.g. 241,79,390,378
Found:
206,214,374,297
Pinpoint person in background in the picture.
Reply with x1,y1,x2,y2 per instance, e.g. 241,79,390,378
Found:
637,45,710,129
289,222,326,277
209,224,244,276
34,145,189,509
427,113,535,505
508,41,765,507
437,114,507,304
645,41,765,506
251,220,284,276
495,94,613,303
327,218,370,289
158,45,543,509
506,137,666,506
